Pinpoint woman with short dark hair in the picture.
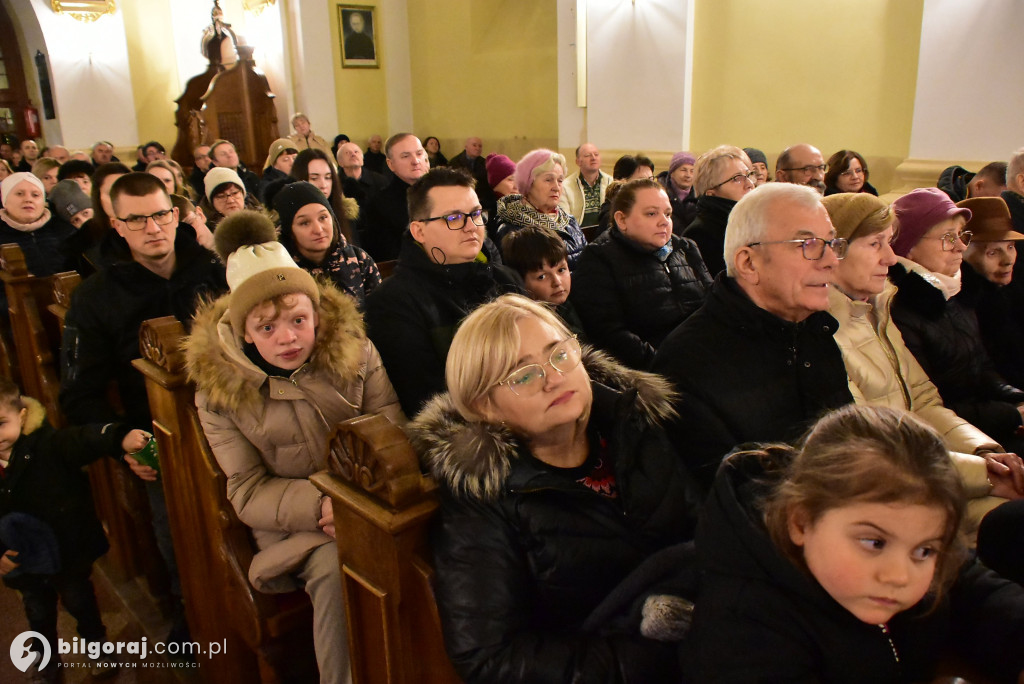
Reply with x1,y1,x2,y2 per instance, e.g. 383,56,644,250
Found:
572,178,711,369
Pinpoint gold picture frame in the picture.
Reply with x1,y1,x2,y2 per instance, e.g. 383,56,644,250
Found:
51,0,116,23
339,5,379,69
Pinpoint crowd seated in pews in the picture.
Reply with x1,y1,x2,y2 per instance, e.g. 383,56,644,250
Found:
3,129,1024,684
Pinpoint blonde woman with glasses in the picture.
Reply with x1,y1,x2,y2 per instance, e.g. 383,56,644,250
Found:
409,293,701,684
682,145,756,276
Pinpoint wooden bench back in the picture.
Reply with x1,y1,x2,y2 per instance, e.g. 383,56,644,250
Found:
133,317,316,684
0,243,71,419
311,415,461,684
0,246,165,590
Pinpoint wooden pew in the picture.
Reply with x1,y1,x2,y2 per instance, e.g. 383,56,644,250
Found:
0,243,68,415
0,246,165,591
311,414,461,684
133,316,316,684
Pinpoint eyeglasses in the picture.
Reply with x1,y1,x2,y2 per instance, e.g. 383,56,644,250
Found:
920,230,972,251
709,170,757,191
747,236,849,260
781,164,828,175
115,209,175,231
420,209,488,230
839,167,866,177
497,336,582,397
213,187,244,202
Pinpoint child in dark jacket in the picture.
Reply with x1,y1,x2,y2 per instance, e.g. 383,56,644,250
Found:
0,378,148,682
685,404,1024,683
500,224,587,340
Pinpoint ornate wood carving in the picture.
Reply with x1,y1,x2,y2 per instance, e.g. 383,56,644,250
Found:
327,414,435,509
139,316,187,373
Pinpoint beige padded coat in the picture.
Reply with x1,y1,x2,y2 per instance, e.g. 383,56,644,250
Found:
828,284,1004,522
185,284,404,592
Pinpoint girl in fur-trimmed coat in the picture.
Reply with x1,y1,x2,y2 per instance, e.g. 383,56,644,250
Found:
184,210,403,684
407,294,702,684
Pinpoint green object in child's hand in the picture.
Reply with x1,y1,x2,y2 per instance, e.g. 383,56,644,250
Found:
131,434,160,473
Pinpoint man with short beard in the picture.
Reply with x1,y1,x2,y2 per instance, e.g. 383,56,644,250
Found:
775,143,827,195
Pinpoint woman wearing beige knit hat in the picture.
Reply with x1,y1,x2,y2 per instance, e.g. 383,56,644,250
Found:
198,166,262,230
823,192,1024,525
184,210,404,684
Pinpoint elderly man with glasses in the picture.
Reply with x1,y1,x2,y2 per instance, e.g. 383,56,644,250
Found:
652,183,853,491
775,143,828,194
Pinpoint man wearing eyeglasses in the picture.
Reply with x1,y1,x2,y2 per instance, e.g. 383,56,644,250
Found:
59,172,226,633
365,167,523,415
775,143,828,194
652,183,853,491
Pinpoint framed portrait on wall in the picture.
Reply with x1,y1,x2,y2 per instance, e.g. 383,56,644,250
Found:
339,5,379,68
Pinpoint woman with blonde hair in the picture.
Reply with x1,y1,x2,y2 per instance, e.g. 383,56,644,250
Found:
409,293,701,683
681,145,755,276
31,157,61,196
146,159,191,200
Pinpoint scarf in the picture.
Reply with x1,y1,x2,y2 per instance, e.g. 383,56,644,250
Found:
0,208,51,232
496,194,571,233
896,256,962,300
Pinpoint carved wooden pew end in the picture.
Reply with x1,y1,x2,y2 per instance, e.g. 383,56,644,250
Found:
312,414,462,684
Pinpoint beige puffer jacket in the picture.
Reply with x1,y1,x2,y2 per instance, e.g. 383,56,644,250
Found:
829,284,1004,522
185,283,404,591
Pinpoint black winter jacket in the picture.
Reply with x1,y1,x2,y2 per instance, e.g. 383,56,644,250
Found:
364,232,523,416
360,174,412,262
888,261,1024,445
59,230,227,429
1,398,131,589
684,448,1024,683
571,228,711,370
651,275,853,491
681,195,737,277
960,262,1024,391
0,211,75,277
408,351,702,684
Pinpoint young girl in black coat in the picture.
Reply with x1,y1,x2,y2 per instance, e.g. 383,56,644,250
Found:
686,404,1024,683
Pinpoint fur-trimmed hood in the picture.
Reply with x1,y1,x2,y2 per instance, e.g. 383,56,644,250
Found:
184,282,368,414
19,396,47,437
408,347,677,502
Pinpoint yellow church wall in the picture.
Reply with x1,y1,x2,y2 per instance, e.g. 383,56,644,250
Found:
329,0,391,145
405,0,558,161
121,0,180,153
689,0,924,194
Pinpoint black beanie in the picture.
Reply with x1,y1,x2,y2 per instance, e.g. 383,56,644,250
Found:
273,181,339,248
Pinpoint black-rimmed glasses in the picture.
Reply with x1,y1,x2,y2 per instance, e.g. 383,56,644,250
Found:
420,209,488,230
919,230,972,251
115,209,175,231
781,164,828,175
497,336,582,397
747,237,849,260
709,170,757,192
